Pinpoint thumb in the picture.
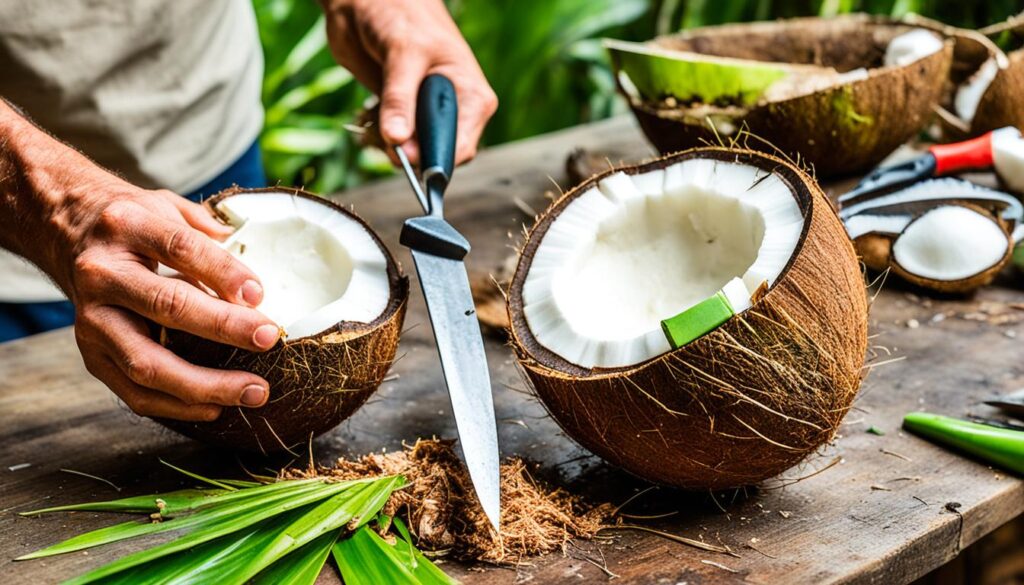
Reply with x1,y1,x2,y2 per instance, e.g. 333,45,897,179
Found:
379,54,429,147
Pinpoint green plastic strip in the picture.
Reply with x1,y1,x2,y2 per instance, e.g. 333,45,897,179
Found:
661,292,735,349
903,412,1024,475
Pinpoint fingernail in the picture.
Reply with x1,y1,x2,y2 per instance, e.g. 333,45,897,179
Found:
240,384,267,407
384,116,408,141
253,324,280,349
239,280,263,306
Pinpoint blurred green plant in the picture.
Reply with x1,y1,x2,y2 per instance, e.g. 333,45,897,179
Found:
254,0,393,194
254,0,1021,193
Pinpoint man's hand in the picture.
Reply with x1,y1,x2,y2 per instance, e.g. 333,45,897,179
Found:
0,101,279,422
321,0,498,165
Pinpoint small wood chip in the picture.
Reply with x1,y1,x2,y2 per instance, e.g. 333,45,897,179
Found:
880,448,913,462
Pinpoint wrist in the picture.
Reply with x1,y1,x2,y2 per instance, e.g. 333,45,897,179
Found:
0,101,122,294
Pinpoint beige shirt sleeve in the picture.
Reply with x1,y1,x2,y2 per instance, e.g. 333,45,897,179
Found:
0,0,265,302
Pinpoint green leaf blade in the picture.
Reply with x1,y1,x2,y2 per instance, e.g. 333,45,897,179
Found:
20,480,343,561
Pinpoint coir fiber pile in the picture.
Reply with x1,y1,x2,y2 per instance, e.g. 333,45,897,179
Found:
283,439,611,564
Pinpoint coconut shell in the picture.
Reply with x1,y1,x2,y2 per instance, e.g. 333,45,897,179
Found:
902,15,1020,141
619,15,953,178
158,188,408,453
887,203,1013,294
853,232,894,272
968,49,1024,137
507,148,868,489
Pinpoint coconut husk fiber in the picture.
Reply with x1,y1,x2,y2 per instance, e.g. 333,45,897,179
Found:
285,439,612,564
507,147,869,490
618,14,953,178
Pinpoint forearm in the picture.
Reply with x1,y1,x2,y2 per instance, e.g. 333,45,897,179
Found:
0,99,116,292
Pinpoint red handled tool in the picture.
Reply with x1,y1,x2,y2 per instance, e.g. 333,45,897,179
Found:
840,127,1021,209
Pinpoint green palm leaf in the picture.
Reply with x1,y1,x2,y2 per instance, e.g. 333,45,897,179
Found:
332,519,458,585
231,475,404,581
19,479,356,559
20,488,227,516
251,530,340,585
17,457,448,585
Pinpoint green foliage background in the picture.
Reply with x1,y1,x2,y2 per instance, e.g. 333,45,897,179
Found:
253,0,1022,193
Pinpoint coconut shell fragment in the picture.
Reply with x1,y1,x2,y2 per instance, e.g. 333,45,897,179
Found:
158,188,408,453
849,203,1013,294
507,148,869,489
912,13,1024,140
613,15,953,178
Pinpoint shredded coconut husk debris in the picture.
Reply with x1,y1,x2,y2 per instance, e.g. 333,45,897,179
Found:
282,439,612,564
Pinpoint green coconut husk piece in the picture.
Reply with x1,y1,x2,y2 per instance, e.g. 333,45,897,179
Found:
605,38,800,106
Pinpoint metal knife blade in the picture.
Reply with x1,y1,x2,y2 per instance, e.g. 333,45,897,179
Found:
410,249,501,528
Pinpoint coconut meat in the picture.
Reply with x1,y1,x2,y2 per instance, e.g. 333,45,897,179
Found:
884,30,944,68
955,55,1005,124
992,126,1024,194
216,192,391,340
891,205,1007,281
844,213,911,240
522,160,804,368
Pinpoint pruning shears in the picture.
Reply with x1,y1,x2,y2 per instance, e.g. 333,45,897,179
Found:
840,126,1024,211
837,128,1024,241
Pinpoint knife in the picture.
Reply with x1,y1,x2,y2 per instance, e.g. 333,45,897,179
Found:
839,126,1023,210
985,388,1024,419
394,74,501,530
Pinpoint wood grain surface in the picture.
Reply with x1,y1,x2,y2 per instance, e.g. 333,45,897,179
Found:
1,117,1021,584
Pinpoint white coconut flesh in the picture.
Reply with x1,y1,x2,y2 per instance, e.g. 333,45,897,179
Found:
992,126,1024,194
844,213,911,240
955,54,1007,124
891,206,1008,281
884,30,944,67
522,160,804,369
215,193,391,340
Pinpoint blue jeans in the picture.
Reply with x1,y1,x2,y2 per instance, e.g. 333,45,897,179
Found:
0,141,267,343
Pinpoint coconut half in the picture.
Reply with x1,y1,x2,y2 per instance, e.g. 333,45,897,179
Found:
159,188,408,453
906,14,1024,140
610,15,953,178
508,148,868,489
841,180,1017,293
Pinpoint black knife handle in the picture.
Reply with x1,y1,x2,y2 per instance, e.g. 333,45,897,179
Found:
416,74,458,192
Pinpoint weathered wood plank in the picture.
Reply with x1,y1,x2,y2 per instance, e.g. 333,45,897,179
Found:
1,117,1021,585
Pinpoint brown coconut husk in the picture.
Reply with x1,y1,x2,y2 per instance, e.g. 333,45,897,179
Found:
618,15,953,178
507,147,869,490
854,232,893,272
968,48,1024,137
159,187,409,453
284,439,612,564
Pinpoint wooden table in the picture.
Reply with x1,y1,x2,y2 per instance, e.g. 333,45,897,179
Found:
2,117,1022,584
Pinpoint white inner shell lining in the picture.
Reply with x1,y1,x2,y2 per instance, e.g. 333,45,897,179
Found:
992,126,1024,194
217,193,390,340
522,160,805,369
892,206,1007,281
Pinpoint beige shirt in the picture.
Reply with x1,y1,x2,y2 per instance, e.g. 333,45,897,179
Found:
0,0,265,302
